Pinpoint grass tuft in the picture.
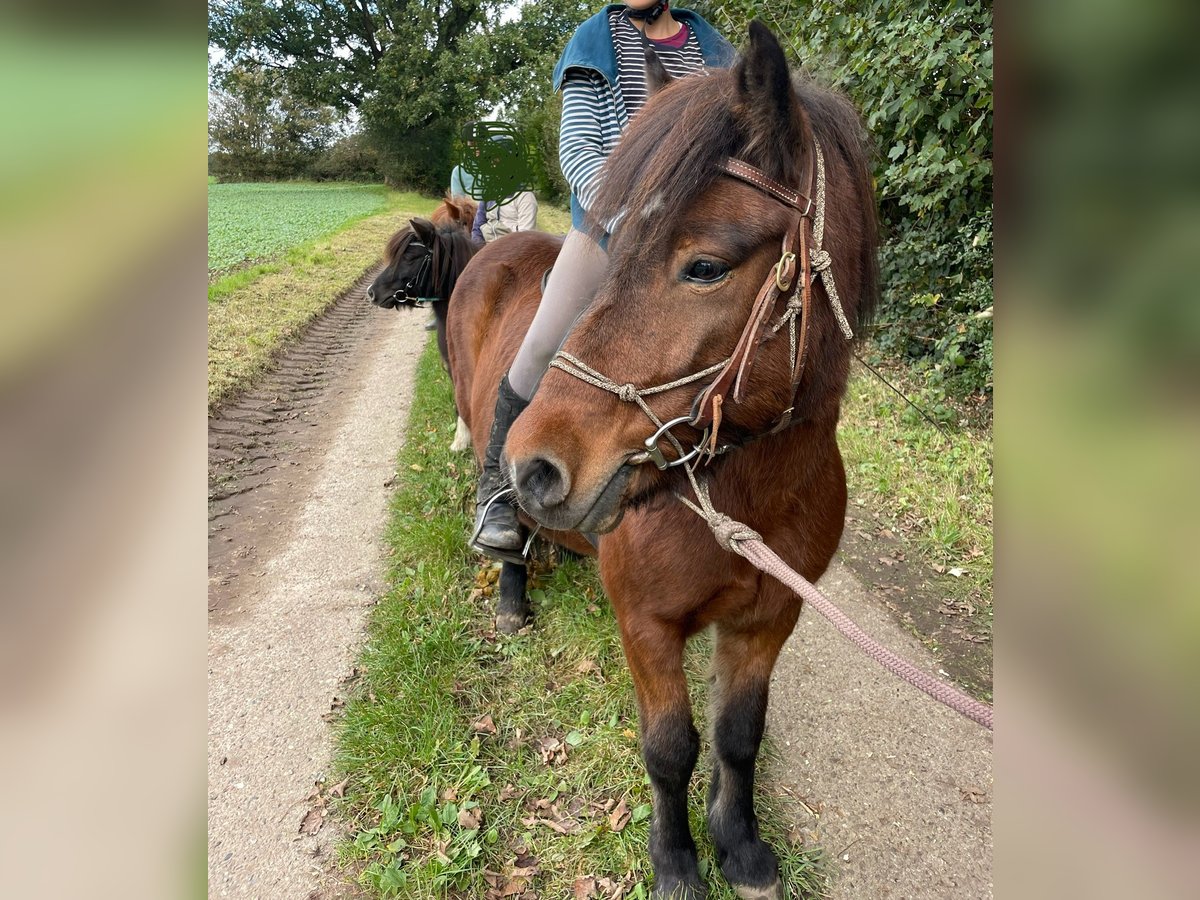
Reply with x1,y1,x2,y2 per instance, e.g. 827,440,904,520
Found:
333,342,826,899
838,360,994,647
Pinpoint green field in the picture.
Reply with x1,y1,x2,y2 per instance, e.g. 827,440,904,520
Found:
208,182,390,272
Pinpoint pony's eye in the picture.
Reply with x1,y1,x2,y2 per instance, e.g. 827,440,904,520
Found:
682,259,730,284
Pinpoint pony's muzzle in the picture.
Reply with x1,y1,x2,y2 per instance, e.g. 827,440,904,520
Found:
514,455,571,514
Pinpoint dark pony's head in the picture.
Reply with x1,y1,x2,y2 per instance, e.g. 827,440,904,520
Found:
368,197,479,309
507,22,880,534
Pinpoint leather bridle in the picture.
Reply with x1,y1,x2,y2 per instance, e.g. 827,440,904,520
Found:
547,138,851,471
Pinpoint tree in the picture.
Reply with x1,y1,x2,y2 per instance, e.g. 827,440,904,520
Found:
210,0,508,191
209,64,339,180
209,1,599,193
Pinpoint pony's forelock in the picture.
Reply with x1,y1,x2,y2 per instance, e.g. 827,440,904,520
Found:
588,66,879,326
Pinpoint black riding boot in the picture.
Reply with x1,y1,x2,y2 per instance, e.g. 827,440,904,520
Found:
470,373,531,563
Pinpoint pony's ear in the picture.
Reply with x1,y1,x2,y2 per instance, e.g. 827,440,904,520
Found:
410,217,437,245
644,49,674,95
733,21,804,172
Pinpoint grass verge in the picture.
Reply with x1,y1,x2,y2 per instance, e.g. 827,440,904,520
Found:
332,341,825,899
536,202,572,236
837,358,994,669
207,191,438,410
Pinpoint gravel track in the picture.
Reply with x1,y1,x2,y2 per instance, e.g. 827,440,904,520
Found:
206,269,990,898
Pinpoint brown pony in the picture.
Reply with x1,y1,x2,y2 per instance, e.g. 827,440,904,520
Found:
451,23,878,899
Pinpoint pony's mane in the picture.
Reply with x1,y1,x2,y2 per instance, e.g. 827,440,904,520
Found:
590,68,879,327
430,226,477,298
384,227,420,264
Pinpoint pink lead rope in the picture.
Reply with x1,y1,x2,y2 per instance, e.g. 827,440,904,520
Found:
676,479,994,731
739,538,993,731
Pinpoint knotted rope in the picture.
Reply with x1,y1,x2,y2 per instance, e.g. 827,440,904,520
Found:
676,476,993,731
549,352,729,462
809,142,854,340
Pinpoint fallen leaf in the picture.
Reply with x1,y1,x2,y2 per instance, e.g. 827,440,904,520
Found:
442,787,459,802
608,797,631,833
328,778,349,799
574,875,599,899
458,805,482,830
932,563,946,574
472,714,498,735
409,463,424,472
949,566,966,578
959,785,987,804
534,736,568,766
877,556,896,567
521,814,580,834
298,803,325,835
512,847,539,871
575,659,601,676
499,783,519,801
500,876,529,897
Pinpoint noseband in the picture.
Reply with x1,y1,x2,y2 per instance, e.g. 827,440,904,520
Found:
548,139,853,470
387,238,435,306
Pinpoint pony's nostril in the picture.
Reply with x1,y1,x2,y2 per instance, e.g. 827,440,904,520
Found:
367,286,376,302
517,457,570,509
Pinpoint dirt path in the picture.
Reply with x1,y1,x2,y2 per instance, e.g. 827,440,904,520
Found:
767,561,993,898
208,275,428,899
207,271,990,898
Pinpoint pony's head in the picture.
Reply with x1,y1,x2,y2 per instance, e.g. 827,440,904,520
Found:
507,22,878,533
368,197,478,308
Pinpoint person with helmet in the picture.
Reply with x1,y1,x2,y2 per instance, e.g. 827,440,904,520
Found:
470,1,734,562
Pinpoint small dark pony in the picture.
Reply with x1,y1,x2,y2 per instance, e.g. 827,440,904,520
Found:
450,23,877,899
368,196,479,373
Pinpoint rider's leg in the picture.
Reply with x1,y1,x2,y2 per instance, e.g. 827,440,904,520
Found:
470,228,609,561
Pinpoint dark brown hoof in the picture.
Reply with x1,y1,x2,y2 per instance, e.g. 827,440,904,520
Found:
496,611,528,634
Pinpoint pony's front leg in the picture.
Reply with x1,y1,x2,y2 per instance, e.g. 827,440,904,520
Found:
495,560,530,633
706,607,800,900
619,615,705,899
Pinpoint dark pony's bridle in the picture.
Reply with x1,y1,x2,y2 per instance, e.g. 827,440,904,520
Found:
378,234,435,307
549,138,854,470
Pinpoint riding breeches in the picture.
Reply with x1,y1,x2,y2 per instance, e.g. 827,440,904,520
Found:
507,227,609,401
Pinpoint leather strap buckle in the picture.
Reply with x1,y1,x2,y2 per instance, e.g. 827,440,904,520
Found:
774,251,797,292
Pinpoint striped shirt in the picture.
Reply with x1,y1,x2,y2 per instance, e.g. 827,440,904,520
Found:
611,9,704,119
558,9,711,218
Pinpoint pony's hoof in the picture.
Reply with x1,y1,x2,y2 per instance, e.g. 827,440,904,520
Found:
496,611,528,634
732,881,784,900
651,880,707,900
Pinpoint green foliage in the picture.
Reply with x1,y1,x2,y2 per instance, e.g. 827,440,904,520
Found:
208,65,340,181
210,0,536,193
311,133,384,182
488,0,593,202
370,118,460,194
207,182,388,272
709,0,993,399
